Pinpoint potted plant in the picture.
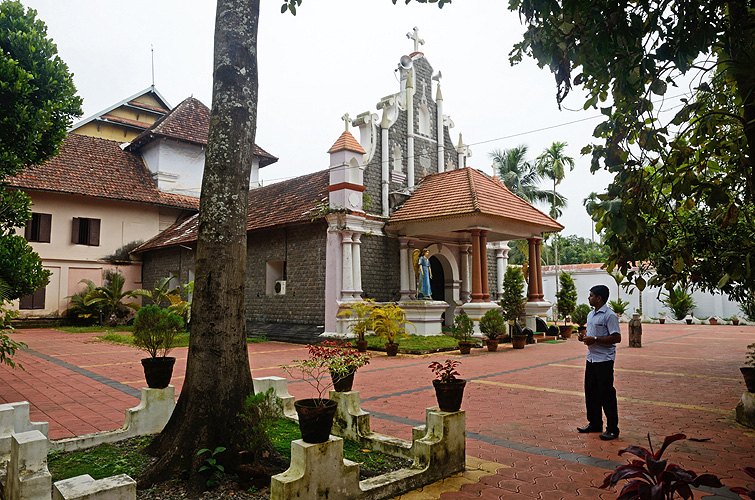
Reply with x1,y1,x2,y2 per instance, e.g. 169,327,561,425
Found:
429,359,465,412
662,286,696,321
313,340,371,392
337,299,375,352
479,308,506,351
555,272,577,339
709,316,719,325
608,298,629,318
658,311,666,324
280,344,342,443
742,343,755,393
452,312,475,354
372,303,414,356
732,314,740,326
572,303,591,335
132,304,183,389
501,266,527,343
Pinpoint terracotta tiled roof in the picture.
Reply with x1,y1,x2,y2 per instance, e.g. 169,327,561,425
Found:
327,131,366,154
387,167,563,231
133,169,330,253
6,134,199,211
128,97,278,167
127,100,170,114
99,114,153,129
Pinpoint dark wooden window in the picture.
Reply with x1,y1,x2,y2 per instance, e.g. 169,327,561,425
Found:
24,213,51,243
71,217,101,246
19,286,46,310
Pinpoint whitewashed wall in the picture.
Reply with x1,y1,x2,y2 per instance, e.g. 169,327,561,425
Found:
540,264,741,320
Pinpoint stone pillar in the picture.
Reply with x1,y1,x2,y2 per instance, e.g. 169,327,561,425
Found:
351,232,363,299
460,245,471,303
534,239,544,300
399,238,412,301
527,238,538,301
408,240,417,299
480,230,490,301
341,231,354,301
493,241,510,301
470,230,483,302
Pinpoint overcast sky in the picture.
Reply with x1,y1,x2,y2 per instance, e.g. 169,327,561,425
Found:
25,0,650,240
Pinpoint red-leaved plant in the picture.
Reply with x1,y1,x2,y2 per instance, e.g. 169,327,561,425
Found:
429,359,461,383
600,433,722,500
730,467,755,499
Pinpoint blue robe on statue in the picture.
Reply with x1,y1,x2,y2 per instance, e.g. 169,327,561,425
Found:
418,255,432,299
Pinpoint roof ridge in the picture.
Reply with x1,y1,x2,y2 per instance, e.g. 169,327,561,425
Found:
466,167,481,213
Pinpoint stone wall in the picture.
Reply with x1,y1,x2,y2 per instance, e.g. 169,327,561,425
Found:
360,234,400,302
140,246,195,299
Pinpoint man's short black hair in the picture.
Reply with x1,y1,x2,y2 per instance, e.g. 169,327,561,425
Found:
590,285,610,303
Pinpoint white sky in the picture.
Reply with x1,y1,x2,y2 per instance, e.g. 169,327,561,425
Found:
25,0,646,239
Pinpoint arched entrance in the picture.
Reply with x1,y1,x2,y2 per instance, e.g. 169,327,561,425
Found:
429,256,445,301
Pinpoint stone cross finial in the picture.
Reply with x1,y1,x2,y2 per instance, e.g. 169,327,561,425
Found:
341,113,351,131
406,26,424,53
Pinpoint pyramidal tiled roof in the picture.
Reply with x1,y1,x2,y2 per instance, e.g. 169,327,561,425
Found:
128,97,278,167
133,169,330,253
388,167,563,231
7,134,199,210
327,131,366,154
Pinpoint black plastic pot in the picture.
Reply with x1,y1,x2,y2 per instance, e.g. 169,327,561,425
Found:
386,343,399,356
294,398,338,443
432,379,466,412
141,357,176,389
331,370,355,392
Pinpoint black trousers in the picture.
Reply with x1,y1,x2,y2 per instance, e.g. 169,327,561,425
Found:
584,360,618,433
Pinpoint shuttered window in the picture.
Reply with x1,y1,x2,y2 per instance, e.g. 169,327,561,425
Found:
24,213,52,243
19,286,46,310
71,217,101,246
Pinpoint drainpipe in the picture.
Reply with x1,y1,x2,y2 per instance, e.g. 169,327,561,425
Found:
406,70,415,187
436,82,444,173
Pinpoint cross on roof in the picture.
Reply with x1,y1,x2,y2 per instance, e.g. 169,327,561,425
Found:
406,26,424,53
341,113,351,131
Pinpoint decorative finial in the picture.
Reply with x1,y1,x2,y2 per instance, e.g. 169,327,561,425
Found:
406,26,424,53
341,113,351,131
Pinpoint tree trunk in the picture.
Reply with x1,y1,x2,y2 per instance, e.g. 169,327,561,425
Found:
139,0,259,491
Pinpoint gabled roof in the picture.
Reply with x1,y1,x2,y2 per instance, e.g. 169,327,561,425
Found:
7,134,199,211
127,97,279,168
69,86,171,133
387,167,563,234
133,169,330,253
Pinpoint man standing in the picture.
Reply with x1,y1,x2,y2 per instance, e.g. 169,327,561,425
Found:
577,284,621,440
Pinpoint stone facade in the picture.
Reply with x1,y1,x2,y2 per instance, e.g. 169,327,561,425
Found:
360,234,401,302
141,246,196,299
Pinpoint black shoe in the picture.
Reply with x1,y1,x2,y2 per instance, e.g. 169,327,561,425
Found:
600,430,619,440
577,424,602,433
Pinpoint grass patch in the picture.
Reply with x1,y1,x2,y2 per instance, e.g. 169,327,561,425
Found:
56,325,134,334
269,418,411,475
48,436,153,482
98,332,267,349
355,334,459,352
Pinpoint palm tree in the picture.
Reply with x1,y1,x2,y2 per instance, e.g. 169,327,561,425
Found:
87,271,141,326
133,275,181,306
490,145,551,205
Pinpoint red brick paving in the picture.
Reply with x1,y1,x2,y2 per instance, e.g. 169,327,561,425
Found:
2,323,755,498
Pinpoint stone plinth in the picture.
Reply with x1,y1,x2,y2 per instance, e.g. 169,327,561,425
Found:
5,430,51,500
253,377,296,419
460,302,500,336
400,301,448,336
524,300,553,331
53,474,136,500
736,391,755,429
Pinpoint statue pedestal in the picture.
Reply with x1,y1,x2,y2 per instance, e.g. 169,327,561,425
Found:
401,301,448,336
524,301,553,331
460,302,500,335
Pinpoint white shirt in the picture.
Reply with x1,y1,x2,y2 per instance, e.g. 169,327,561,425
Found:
586,304,621,362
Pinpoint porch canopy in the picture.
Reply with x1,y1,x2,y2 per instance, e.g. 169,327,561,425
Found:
385,167,563,303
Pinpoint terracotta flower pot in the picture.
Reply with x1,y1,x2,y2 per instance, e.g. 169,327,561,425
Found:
458,341,474,354
385,342,399,356
294,398,338,443
558,325,573,339
709,318,718,325
659,318,665,324
356,339,368,352
486,339,499,352
141,357,176,389
512,335,526,349
330,370,355,392
432,379,466,412
733,319,740,325
741,367,755,393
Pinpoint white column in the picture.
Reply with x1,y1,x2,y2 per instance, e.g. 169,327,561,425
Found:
436,83,444,173
460,245,471,303
406,71,415,187
493,241,510,301
341,231,354,301
381,126,390,217
352,232,363,299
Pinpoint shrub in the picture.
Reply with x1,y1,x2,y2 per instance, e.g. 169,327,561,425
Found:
451,312,474,342
132,305,183,358
609,298,629,316
662,286,696,320
501,266,526,323
479,309,506,340
572,303,591,327
556,272,577,323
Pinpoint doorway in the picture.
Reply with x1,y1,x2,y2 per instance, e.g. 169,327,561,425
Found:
430,256,445,301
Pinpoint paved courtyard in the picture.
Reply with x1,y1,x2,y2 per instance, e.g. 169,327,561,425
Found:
2,323,754,499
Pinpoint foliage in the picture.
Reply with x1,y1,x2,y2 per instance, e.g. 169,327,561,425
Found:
479,308,506,340
451,312,474,343
609,298,630,317
0,1,82,177
500,266,527,323
428,359,462,383
509,0,755,304
745,343,755,368
556,272,577,323
572,304,591,327
372,303,414,344
541,235,609,265
490,145,559,209
0,233,50,300
131,305,183,359
355,334,458,352
337,299,376,341
740,296,755,322
101,240,144,264
48,436,152,482
196,447,225,488
132,275,180,306
167,281,193,325
65,279,100,325
85,271,141,326
730,467,755,500
662,287,696,320
281,341,369,403
535,141,574,219
0,297,25,369
600,433,722,500
238,388,283,453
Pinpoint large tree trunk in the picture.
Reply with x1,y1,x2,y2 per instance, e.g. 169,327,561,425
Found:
139,0,259,491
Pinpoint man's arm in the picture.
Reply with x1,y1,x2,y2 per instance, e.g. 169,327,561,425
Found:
583,333,621,346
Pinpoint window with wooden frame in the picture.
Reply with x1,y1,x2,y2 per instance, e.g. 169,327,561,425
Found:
19,286,46,310
71,217,101,246
24,213,52,243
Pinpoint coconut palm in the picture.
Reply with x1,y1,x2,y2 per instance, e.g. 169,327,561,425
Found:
535,141,574,219
490,145,552,205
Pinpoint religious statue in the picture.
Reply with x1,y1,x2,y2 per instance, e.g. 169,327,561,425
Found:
412,248,433,299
